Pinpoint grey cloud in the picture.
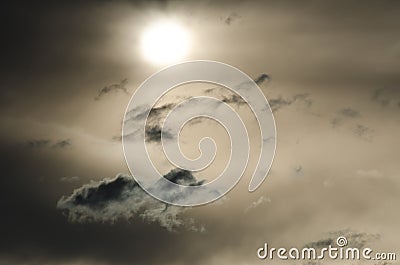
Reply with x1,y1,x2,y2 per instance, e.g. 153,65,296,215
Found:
221,94,246,105
372,87,400,108
331,108,360,128
354,124,374,141
125,103,175,123
304,230,380,249
269,93,312,112
204,73,271,93
111,135,122,142
25,139,71,149
295,165,304,176
222,12,241,25
254,74,270,85
145,125,173,143
95,78,130,100
331,117,342,128
339,108,360,118
53,139,71,148
57,169,205,231
25,139,51,148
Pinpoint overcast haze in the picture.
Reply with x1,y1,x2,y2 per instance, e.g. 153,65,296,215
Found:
0,1,399,264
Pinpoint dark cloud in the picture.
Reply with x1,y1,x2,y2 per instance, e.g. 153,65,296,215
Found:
125,103,175,123
221,94,246,105
254,74,270,85
269,93,312,112
95,78,130,100
145,125,173,143
57,169,205,231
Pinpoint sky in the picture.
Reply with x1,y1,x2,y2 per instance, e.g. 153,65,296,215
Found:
0,1,399,264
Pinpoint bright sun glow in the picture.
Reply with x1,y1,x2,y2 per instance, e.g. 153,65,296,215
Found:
141,21,190,65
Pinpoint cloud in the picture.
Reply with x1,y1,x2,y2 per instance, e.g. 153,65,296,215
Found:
25,139,71,149
222,12,241,25
244,196,271,213
269,93,312,112
145,125,173,143
53,139,71,148
25,139,51,148
57,169,205,231
304,230,380,249
353,124,374,141
294,165,304,176
339,108,360,118
254,74,270,85
95,78,130,100
372,87,400,108
221,94,246,105
204,74,271,93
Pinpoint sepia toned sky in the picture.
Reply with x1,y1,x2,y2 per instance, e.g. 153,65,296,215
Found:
0,1,399,264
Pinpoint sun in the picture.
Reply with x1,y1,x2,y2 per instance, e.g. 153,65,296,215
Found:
141,21,190,65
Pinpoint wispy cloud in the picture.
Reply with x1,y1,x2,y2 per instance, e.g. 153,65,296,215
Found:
269,93,312,112
95,78,130,100
244,196,271,213
25,139,71,149
353,124,374,141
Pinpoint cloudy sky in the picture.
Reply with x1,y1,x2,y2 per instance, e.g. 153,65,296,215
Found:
0,1,399,264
